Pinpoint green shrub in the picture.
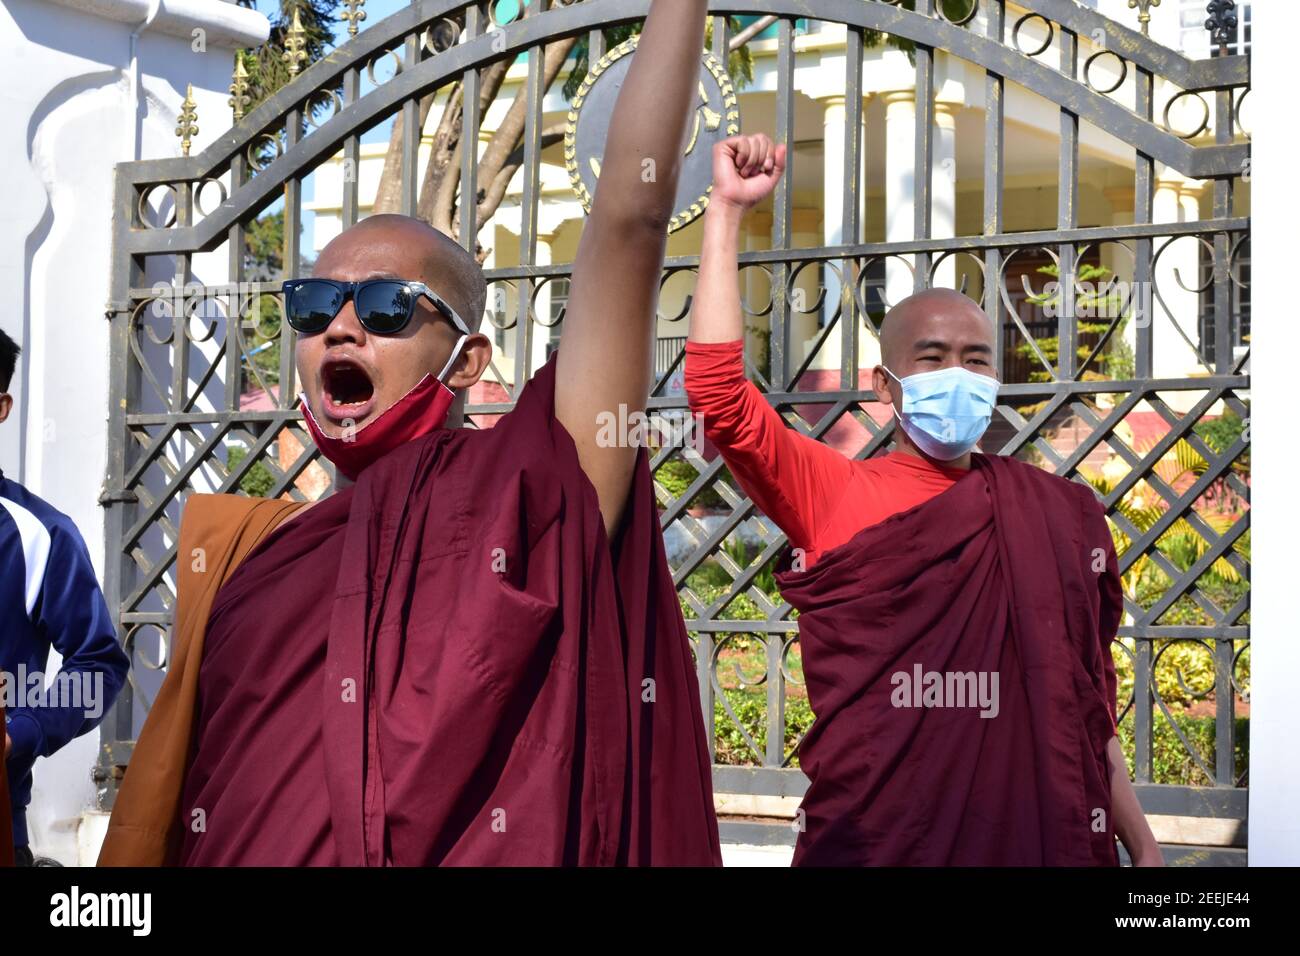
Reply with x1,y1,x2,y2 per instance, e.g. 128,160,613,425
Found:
1195,410,1251,478
1112,639,1242,711
226,445,277,498
712,688,815,767
1116,713,1249,787
655,457,728,510
1016,262,1133,381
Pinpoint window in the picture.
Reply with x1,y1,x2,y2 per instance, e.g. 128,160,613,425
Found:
544,277,569,361
999,247,1105,384
1179,1,1210,58
1180,0,1250,57
1229,1,1251,55
861,259,888,324
1197,240,1250,368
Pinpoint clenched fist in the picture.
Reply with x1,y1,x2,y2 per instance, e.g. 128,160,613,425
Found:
710,133,787,212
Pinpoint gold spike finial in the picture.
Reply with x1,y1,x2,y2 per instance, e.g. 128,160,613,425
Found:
229,55,251,122
176,84,199,156
283,8,309,77
339,0,367,38
1127,0,1161,37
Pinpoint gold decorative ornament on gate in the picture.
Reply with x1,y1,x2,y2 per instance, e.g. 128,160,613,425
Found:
564,36,740,234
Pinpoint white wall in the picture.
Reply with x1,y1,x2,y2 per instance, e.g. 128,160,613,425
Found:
1244,0,1297,867
0,0,267,864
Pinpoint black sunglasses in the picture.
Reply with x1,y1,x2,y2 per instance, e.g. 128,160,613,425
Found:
281,278,471,337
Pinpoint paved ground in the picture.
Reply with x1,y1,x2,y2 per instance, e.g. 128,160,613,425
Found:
721,843,795,867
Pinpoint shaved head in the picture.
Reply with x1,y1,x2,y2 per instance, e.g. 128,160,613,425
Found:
295,214,493,439
879,288,993,370
872,287,998,465
326,214,487,331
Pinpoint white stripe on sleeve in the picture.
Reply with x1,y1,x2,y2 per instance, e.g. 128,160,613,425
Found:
0,496,52,618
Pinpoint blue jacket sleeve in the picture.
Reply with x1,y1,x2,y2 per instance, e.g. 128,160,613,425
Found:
6,518,129,761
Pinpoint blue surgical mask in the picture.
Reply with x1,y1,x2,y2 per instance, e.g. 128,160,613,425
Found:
883,365,999,461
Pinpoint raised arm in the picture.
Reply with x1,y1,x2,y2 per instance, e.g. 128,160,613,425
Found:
555,0,709,536
685,134,852,552
690,134,785,345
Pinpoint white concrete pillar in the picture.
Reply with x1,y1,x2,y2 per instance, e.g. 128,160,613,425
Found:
1104,185,1139,368
1251,2,1300,862
1177,182,1204,223
820,94,867,335
931,101,959,290
883,90,916,308
743,211,771,377
789,208,823,371
1152,172,1206,385
1,0,269,866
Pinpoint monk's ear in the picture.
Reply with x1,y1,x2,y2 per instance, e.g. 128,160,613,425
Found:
445,333,493,390
872,366,894,406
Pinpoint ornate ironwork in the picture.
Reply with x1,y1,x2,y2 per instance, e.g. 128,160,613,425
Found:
1206,0,1239,55
1128,0,1161,37
174,84,198,156
282,7,309,77
564,35,738,233
339,0,367,37
103,0,1251,859
228,55,252,122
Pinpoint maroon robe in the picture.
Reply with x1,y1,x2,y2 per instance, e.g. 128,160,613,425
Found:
179,357,721,866
179,488,353,865
775,453,1122,866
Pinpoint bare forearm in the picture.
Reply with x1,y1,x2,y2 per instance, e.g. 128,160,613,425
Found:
1107,737,1164,865
690,203,746,343
555,1,709,535
596,1,709,229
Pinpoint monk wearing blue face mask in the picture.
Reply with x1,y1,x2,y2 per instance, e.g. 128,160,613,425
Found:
685,132,1163,867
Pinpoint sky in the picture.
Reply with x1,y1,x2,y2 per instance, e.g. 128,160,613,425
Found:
244,0,533,254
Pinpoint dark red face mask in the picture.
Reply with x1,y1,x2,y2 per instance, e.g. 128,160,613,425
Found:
299,335,467,481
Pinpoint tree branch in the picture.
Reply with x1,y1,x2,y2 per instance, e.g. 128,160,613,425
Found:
728,15,778,49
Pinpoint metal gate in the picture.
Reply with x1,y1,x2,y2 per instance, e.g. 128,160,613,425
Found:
100,0,1250,860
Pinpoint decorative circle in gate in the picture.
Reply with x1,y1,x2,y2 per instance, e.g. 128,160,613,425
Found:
564,36,739,234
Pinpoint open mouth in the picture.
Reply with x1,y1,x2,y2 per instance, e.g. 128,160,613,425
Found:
320,357,376,422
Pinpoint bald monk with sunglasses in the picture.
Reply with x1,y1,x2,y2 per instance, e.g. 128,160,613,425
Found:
100,1,721,867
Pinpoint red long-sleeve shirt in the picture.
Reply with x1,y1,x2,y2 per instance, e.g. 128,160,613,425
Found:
684,340,969,568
